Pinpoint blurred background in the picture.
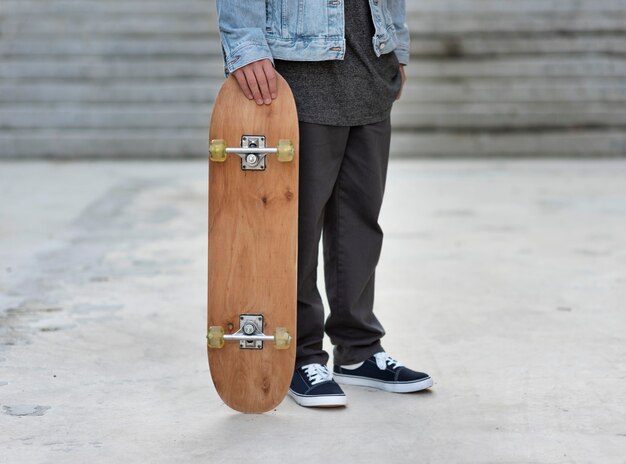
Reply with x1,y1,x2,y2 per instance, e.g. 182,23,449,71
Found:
1,0,625,159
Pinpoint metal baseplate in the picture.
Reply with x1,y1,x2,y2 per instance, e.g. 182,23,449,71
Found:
236,314,265,349
239,136,266,171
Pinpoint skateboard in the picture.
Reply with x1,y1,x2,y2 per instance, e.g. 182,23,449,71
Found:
207,73,298,413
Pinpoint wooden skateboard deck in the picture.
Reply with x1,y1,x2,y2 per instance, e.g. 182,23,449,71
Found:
207,74,298,413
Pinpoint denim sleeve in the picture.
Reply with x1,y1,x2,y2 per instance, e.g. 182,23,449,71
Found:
215,0,274,74
387,0,410,65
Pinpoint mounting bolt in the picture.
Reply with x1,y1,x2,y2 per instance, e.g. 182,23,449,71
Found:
246,154,259,166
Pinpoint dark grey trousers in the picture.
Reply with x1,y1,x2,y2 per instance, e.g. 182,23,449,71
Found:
297,118,392,367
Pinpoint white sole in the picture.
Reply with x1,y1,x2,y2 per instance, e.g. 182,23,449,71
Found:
288,389,348,408
333,373,433,393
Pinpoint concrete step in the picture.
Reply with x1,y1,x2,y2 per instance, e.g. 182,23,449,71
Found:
391,104,626,130
407,57,626,79
410,36,626,57
0,81,222,104
2,36,626,59
0,129,208,158
0,16,215,38
3,101,626,129
2,129,625,158
0,106,211,129
390,130,626,158
3,78,625,104
2,104,625,131
3,0,216,16
407,0,626,13
399,81,626,103
0,58,222,80
408,14,626,35
0,38,221,57
2,57,626,80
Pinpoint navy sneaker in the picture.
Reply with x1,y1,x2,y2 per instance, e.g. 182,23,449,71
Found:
333,352,433,393
288,363,347,407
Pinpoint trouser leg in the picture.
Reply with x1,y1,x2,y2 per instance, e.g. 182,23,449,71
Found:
323,118,392,366
296,118,392,368
296,122,349,368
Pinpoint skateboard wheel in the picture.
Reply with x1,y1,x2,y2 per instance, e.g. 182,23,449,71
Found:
209,139,227,162
207,326,225,349
273,327,291,350
276,139,294,162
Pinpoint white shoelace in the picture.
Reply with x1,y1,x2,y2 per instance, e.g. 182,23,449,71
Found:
302,364,333,385
374,352,404,370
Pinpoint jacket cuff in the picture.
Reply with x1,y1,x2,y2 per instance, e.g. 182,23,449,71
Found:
223,41,274,74
394,47,410,66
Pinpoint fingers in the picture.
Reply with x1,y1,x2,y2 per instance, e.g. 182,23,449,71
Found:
233,69,254,101
262,60,278,100
232,59,278,106
243,66,264,105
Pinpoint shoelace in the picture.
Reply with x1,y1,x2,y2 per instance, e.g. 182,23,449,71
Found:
374,352,404,370
302,364,333,385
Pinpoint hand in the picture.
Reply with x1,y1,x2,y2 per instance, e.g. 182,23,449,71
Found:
232,59,277,105
396,64,406,100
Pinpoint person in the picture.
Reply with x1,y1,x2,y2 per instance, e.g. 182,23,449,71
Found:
215,0,432,407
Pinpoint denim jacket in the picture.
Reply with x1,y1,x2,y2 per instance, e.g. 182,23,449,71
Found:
216,0,409,74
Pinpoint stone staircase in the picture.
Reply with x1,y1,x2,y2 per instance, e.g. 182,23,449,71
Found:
1,0,625,158
394,0,626,157
0,0,222,158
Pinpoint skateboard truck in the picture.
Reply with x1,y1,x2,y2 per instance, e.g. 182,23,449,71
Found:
209,136,295,170
207,314,291,350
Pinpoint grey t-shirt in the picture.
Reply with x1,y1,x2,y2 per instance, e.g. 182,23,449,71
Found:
274,0,402,126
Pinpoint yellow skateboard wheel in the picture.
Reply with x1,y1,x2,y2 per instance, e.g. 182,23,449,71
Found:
274,327,291,350
276,139,294,162
209,139,227,162
207,326,225,349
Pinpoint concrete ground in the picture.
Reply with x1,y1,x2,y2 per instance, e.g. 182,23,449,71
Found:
1,160,625,463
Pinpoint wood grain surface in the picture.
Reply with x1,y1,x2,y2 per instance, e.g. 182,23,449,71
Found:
207,74,298,413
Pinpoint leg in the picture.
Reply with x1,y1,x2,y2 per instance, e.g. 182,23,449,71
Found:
296,122,349,368
323,118,392,365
